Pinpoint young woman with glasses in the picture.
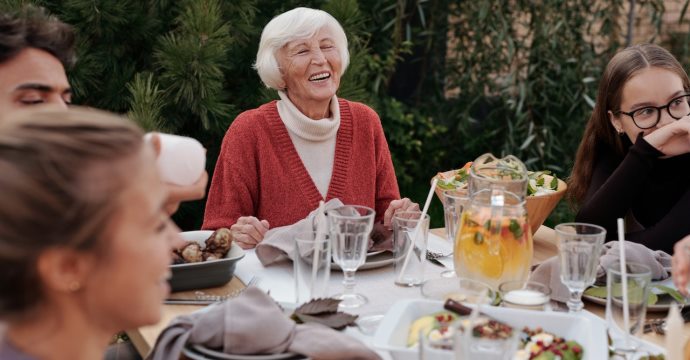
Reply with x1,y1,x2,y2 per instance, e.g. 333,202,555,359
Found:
569,43,690,254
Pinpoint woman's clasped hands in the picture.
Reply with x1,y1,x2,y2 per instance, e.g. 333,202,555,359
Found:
232,216,270,249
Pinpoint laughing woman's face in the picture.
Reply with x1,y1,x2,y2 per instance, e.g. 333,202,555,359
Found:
277,27,342,118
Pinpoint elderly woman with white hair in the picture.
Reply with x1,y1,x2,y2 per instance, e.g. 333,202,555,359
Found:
203,7,417,248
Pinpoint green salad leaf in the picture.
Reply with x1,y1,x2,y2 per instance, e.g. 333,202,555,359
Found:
584,285,658,305
653,284,685,304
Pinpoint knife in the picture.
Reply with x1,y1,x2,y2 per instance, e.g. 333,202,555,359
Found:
163,299,220,305
643,306,690,334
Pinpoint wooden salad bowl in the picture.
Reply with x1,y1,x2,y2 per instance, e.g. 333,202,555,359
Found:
433,170,568,235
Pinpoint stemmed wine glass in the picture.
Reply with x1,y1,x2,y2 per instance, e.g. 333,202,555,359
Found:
328,205,375,308
556,222,606,313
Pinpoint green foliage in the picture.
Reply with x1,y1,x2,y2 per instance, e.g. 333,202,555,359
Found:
3,0,688,230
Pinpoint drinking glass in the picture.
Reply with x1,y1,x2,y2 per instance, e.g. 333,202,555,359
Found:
555,222,606,313
606,262,651,356
441,189,469,278
421,277,495,304
294,231,331,304
498,280,551,311
456,319,519,360
328,205,375,308
417,315,518,360
393,211,430,286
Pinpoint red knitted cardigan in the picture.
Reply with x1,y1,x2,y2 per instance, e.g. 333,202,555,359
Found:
202,98,400,230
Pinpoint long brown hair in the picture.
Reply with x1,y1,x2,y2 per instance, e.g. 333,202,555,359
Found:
569,44,690,205
0,108,144,318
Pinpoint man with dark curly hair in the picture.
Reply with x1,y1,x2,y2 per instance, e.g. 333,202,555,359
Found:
0,6,75,112
0,7,208,219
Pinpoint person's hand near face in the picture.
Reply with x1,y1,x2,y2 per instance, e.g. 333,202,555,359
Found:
163,171,208,215
672,235,690,296
643,115,690,157
148,132,208,214
383,198,420,229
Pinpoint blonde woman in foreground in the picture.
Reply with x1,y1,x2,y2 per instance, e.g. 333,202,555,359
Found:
0,108,177,360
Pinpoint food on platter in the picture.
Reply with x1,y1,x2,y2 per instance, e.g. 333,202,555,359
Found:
513,327,584,360
407,311,458,347
436,162,560,196
172,228,233,264
408,302,585,360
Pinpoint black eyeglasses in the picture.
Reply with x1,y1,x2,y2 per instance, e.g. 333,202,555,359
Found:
614,94,690,129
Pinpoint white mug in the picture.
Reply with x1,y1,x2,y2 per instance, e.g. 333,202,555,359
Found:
145,133,206,186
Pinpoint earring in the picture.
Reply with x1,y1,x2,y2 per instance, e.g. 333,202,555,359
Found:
68,281,81,292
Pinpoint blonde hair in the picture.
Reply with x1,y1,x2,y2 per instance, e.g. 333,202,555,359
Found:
0,107,144,317
254,7,349,90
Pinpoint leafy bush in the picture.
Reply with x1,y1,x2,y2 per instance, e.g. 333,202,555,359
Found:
1,0,686,230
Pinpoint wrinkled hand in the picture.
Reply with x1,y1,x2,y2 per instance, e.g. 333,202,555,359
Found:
672,235,690,296
231,216,270,249
644,116,690,157
383,198,420,229
164,171,208,215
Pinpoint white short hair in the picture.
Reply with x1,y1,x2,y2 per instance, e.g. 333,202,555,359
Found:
254,7,349,90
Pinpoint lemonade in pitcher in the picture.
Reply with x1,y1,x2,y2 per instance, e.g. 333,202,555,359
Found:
454,204,533,289
453,154,534,289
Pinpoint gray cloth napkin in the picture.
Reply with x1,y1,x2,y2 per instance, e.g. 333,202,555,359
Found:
529,241,672,303
256,199,393,266
256,199,344,266
147,287,381,360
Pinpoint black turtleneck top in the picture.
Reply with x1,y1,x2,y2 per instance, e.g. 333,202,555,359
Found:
575,134,690,254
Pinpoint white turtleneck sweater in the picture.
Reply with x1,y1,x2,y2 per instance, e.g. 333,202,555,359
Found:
277,91,340,198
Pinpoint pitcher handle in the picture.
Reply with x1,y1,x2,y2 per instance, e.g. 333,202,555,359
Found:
487,186,504,256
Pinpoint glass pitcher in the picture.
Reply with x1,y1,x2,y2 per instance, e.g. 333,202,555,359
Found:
453,154,533,290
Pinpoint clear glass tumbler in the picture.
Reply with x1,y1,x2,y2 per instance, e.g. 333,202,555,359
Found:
606,261,651,356
393,211,430,287
294,231,331,304
441,189,469,278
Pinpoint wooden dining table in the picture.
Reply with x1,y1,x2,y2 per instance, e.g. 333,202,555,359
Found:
126,226,684,357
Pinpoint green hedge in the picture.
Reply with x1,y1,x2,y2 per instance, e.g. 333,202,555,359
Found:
3,0,687,229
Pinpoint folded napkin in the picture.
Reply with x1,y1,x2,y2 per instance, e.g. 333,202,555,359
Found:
256,199,392,266
256,199,343,266
529,241,672,303
147,287,381,360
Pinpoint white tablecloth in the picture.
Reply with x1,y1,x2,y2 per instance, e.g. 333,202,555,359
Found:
233,233,453,360
234,233,453,316
233,233,666,359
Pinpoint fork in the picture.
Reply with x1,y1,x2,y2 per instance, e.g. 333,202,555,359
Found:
195,277,260,301
425,251,451,268
426,250,452,260
164,277,259,305
643,318,666,335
